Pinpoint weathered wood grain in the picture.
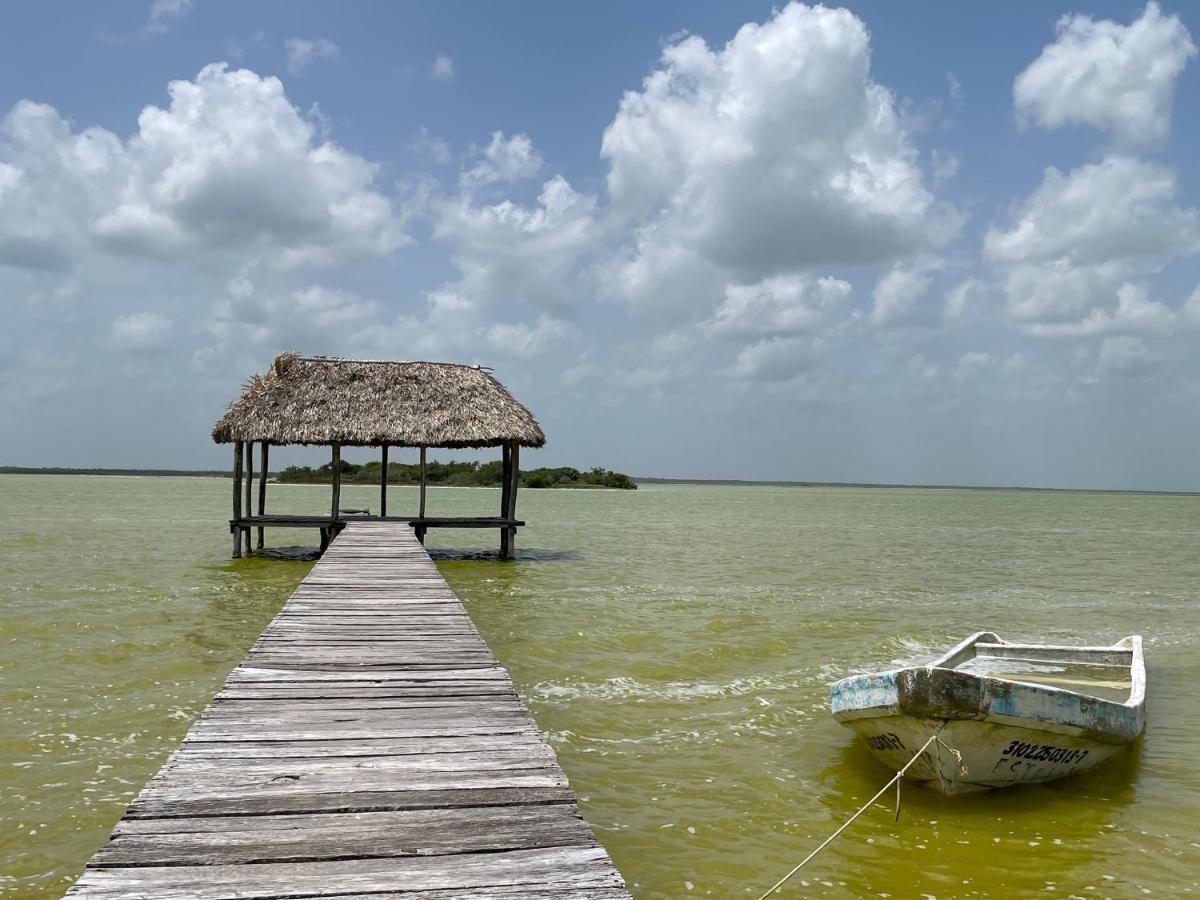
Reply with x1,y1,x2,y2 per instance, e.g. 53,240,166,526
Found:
68,521,629,898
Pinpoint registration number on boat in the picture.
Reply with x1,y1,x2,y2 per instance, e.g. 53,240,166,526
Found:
866,732,905,751
1002,739,1089,765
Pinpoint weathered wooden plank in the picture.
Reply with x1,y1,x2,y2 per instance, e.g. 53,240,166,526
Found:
96,804,594,866
125,785,580,819
68,521,628,898
173,734,552,758
70,846,624,898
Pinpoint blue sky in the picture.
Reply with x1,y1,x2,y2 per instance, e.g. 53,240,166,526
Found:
3,1,1200,490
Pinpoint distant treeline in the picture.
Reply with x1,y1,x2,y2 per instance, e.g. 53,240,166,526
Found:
276,460,637,490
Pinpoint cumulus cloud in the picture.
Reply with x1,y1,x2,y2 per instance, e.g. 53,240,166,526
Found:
731,336,822,382
985,156,1200,332
1097,335,1155,378
107,311,171,351
703,274,851,338
353,289,483,361
943,278,985,321
869,258,943,328
145,0,192,37
1023,283,1175,338
0,101,125,271
285,38,340,74
1014,2,1195,146
408,126,451,165
600,2,954,311
206,278,379,352
954,351,990,380
436,173,598,310
431,55,455,82
459,132,542,189
0,64,405,273
485,314,577,358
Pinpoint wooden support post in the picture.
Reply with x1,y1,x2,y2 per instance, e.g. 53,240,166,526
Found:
243,441,253,555
417,447,427,543
380,444,388,518
231,441,243,559
257,443,268,549
419,447,427,517
330,443,342,521
500,443,512,520
500,441,520,560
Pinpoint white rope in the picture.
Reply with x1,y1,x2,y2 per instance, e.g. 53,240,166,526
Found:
756,734,943,899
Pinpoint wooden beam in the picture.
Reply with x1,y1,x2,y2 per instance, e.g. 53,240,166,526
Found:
380,444,389,518
231,442,243,559
243,442,253,555
256,443,268,549
330,443,342,521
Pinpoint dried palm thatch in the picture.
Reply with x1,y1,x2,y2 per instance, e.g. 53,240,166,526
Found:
212,354,546,448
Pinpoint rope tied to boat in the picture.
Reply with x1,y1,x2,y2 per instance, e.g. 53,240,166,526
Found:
757,733,958,899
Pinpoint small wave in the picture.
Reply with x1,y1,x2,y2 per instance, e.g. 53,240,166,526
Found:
531,670,816,703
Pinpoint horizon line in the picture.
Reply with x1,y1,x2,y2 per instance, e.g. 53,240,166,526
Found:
1,465,1197,497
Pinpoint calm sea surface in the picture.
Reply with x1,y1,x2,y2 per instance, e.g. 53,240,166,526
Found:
2,474,1199,898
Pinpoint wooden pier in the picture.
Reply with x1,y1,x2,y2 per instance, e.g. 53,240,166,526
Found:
69,521,629,898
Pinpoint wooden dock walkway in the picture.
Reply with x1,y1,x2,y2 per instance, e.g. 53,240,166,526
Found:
69,521,630,898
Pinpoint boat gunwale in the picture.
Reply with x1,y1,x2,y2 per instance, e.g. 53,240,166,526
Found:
927,631,1145,712
830,632,1146,745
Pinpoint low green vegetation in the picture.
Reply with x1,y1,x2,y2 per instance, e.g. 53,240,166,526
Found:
276,459,637,490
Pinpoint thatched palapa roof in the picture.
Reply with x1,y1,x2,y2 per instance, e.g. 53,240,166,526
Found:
212,354,546,448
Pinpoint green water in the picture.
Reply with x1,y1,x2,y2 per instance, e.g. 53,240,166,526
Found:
2,475,1199,898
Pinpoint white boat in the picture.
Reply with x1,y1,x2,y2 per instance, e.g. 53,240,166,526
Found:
830,632,1145,794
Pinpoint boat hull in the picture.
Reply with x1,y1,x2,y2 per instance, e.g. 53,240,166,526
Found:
831,639,1144,794
838,715,1122,794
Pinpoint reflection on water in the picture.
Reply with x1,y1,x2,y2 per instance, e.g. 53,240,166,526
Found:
430,546,579,562
258,545,322,561
2,476,1200,898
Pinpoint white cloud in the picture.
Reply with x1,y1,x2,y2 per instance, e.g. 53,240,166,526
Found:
1185,285,1200,325
436,174,598,310
1014,2,1195,146
986,156,1200,332
731,336,822,382
954,351,990,380
944,278,984,321
601,2,954,312
108,311,171,351
431,55,455,82
946,71,962,100
869,258,943,328
351,289,483,361
0,64,405,273
986,157,1199,268
1023,283,1175,338
485,314,577,358
145,0,192,37
459,132,542,189
206,279,379,352
1097,335,1155,378
0,101,125,271
285,38,340,75
703,274,851,338
409,126,451,165
930,149,960,186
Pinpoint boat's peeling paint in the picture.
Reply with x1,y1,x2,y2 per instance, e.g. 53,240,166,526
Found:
829,633,1145,793
830,670,899,718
